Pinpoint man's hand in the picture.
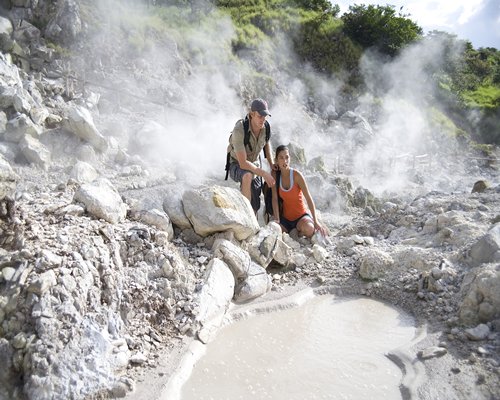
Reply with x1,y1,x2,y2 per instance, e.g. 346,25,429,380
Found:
263,171,275,187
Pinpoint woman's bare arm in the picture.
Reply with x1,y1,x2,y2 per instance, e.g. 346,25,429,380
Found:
295,170,329,236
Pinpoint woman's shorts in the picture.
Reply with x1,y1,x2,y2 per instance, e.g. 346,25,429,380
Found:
280,213,312,232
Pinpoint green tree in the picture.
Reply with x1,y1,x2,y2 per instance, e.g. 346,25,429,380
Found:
341,4,422,56
293,13,360,73
288,0,339,14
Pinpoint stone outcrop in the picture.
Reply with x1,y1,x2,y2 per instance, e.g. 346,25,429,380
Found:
64,105,108,152
465,223,500,267
459,264,500,325
359,248,394,280
73,178,127,224
182,185,259,240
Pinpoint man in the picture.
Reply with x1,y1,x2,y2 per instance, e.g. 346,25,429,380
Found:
227,98,276,213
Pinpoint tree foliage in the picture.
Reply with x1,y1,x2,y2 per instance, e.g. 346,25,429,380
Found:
288,0,339,14
292,13,360,73
341,4,423,56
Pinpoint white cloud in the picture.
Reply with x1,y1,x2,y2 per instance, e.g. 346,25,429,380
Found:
408,0,486,26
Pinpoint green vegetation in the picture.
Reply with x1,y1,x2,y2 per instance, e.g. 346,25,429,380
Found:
45,41,71,57
341,4,423,56
462,85,500,109
212,0,352,72
429,107,467,139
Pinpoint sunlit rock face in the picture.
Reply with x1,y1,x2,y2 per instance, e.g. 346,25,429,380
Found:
73,178,127,224
460,263,500,325
183,185,259,240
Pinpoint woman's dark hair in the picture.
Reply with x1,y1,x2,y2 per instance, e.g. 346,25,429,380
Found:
275,145,288,159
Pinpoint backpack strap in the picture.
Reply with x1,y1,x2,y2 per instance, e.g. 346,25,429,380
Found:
243,116,251,150
274,169,283,216
276,170,283,215
263,120,271,159
224,151,231,180
265,120,271,141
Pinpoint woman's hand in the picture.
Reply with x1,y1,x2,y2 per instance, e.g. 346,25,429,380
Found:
314,222,329,237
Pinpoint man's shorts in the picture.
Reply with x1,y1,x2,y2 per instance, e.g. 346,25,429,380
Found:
229,162,262,212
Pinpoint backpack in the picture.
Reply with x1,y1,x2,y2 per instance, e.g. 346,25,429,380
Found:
225,116,271,180
263,170,282,223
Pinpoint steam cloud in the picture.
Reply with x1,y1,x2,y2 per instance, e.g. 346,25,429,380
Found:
73,0,478,201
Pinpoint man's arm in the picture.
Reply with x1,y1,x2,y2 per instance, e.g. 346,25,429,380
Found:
264,141,276,170
235,149,275,186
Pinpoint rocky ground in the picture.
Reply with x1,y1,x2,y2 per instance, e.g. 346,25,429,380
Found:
120,178,500,400
1,127,499,400
0,2,498,399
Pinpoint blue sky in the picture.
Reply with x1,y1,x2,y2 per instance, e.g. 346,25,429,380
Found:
335,0,500,49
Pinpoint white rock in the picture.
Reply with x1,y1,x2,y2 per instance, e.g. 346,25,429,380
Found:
183,185,259,240
465,324,490,341
73,178,127,224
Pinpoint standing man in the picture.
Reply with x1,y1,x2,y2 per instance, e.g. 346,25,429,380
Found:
227,98,276,213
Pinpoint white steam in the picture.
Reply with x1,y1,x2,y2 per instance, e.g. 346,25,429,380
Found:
76,1,478,199
347,37,472,195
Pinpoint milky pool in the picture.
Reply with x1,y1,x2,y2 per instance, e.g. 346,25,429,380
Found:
169,294,422,400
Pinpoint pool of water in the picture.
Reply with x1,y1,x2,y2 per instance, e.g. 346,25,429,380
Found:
174,295,418,400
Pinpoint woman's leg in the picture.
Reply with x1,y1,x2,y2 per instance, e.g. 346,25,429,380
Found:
296,215,315,238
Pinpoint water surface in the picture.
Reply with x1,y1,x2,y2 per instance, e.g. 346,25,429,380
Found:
181,296,416,400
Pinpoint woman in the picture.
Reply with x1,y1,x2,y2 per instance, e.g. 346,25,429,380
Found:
271,145,329,239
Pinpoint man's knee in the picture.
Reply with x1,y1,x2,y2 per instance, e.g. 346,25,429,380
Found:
241,172,254,188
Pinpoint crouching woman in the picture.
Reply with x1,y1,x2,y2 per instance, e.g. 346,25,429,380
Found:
271,145,329,238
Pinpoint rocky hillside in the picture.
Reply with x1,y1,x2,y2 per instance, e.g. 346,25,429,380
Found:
0,1,499,400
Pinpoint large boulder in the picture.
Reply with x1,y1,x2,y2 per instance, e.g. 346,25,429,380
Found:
162,186,192,230
213,239,271,303
465,224,500,267
233,262,272,303
73,178,127,224
213,239,251,280
19,134,50,170
64,105,107,152
5,113,42,142
44,0,82,45
195,258,235,343
359,249,394,280
69,160,98,184
459,264,500,325
182,185,259,240
133,208,174,241
245,222,282,268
